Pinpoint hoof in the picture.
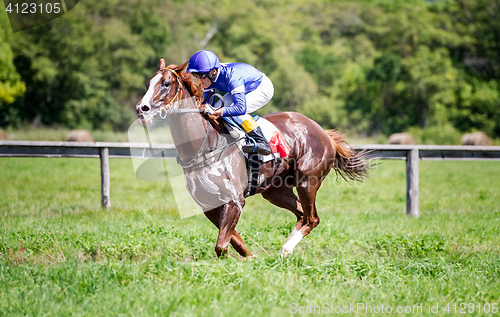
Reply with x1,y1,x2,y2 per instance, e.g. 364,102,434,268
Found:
280,246,293,256
229,253,256,261
215,247,228,258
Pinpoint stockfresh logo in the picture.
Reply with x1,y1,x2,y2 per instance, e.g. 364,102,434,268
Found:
4,0,79,33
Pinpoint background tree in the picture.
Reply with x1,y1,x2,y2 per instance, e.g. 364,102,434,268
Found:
1,0,499,142
0,9,26,126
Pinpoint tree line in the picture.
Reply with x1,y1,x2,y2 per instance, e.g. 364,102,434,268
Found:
1,0,499,140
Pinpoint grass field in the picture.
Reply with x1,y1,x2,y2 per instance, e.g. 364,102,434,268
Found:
0,157,499,316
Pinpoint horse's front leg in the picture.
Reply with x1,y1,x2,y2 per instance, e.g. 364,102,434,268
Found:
228,230,252,258
215,200,243,257
204,200,251,257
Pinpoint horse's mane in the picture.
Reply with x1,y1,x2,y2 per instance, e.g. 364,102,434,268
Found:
167,62,226,134
166,62,203,104
180,72,203,104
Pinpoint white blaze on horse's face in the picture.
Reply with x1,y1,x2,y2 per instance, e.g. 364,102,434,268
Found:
136,72,172,124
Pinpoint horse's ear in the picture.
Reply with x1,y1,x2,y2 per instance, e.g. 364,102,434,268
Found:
158,57,166,70
175,61,188,73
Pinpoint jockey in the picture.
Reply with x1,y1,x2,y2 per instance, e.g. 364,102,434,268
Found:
186,50,273,156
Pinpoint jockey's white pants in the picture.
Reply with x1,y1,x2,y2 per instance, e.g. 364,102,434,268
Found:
215,75,274,125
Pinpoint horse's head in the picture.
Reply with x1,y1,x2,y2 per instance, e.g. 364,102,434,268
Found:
136,58,200,125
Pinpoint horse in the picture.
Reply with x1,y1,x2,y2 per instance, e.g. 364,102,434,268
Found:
135,58,370,258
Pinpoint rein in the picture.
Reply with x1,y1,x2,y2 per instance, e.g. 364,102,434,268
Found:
176,133,245,168
155,68,241,169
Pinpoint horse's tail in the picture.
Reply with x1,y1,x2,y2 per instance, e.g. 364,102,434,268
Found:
325,129,371,182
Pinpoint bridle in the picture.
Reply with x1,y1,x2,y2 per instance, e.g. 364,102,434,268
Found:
158,68,184,119
142,67,243,168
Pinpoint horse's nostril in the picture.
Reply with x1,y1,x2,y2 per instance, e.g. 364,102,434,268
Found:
141,105,150,113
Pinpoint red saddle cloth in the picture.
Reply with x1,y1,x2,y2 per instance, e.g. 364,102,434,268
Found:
269,131,290,158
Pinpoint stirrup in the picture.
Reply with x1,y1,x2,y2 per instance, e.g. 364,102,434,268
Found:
243,137,257,153
242,138,271,155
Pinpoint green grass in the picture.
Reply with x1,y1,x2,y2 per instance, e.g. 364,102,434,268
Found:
0,158,499,316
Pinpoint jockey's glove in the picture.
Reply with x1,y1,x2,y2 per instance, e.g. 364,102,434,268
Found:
204,104,217,115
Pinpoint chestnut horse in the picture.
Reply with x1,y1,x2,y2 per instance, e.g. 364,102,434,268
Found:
136,58,370,257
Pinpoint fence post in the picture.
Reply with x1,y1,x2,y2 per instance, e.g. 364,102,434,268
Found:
99,147,111,208
406,147,419,217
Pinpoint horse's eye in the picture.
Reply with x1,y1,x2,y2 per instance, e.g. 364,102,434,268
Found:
163,80,171,87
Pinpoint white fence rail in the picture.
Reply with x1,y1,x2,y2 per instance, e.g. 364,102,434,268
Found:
1,141,500,216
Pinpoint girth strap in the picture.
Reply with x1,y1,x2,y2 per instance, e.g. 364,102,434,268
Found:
245,153,261,197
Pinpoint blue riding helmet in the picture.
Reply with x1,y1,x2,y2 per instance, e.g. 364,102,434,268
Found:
186,50,221,74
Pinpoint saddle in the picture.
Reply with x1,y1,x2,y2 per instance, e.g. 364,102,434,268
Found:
222,116,289,160
221,116,290,197
203,92,290,196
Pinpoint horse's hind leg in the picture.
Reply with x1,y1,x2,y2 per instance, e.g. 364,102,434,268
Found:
264,173,321,255
281,172,322,255
204,201,252,257
262,186,304,239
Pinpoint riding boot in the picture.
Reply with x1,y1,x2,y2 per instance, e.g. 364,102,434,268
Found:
239,116,272,155
242,127,272,155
